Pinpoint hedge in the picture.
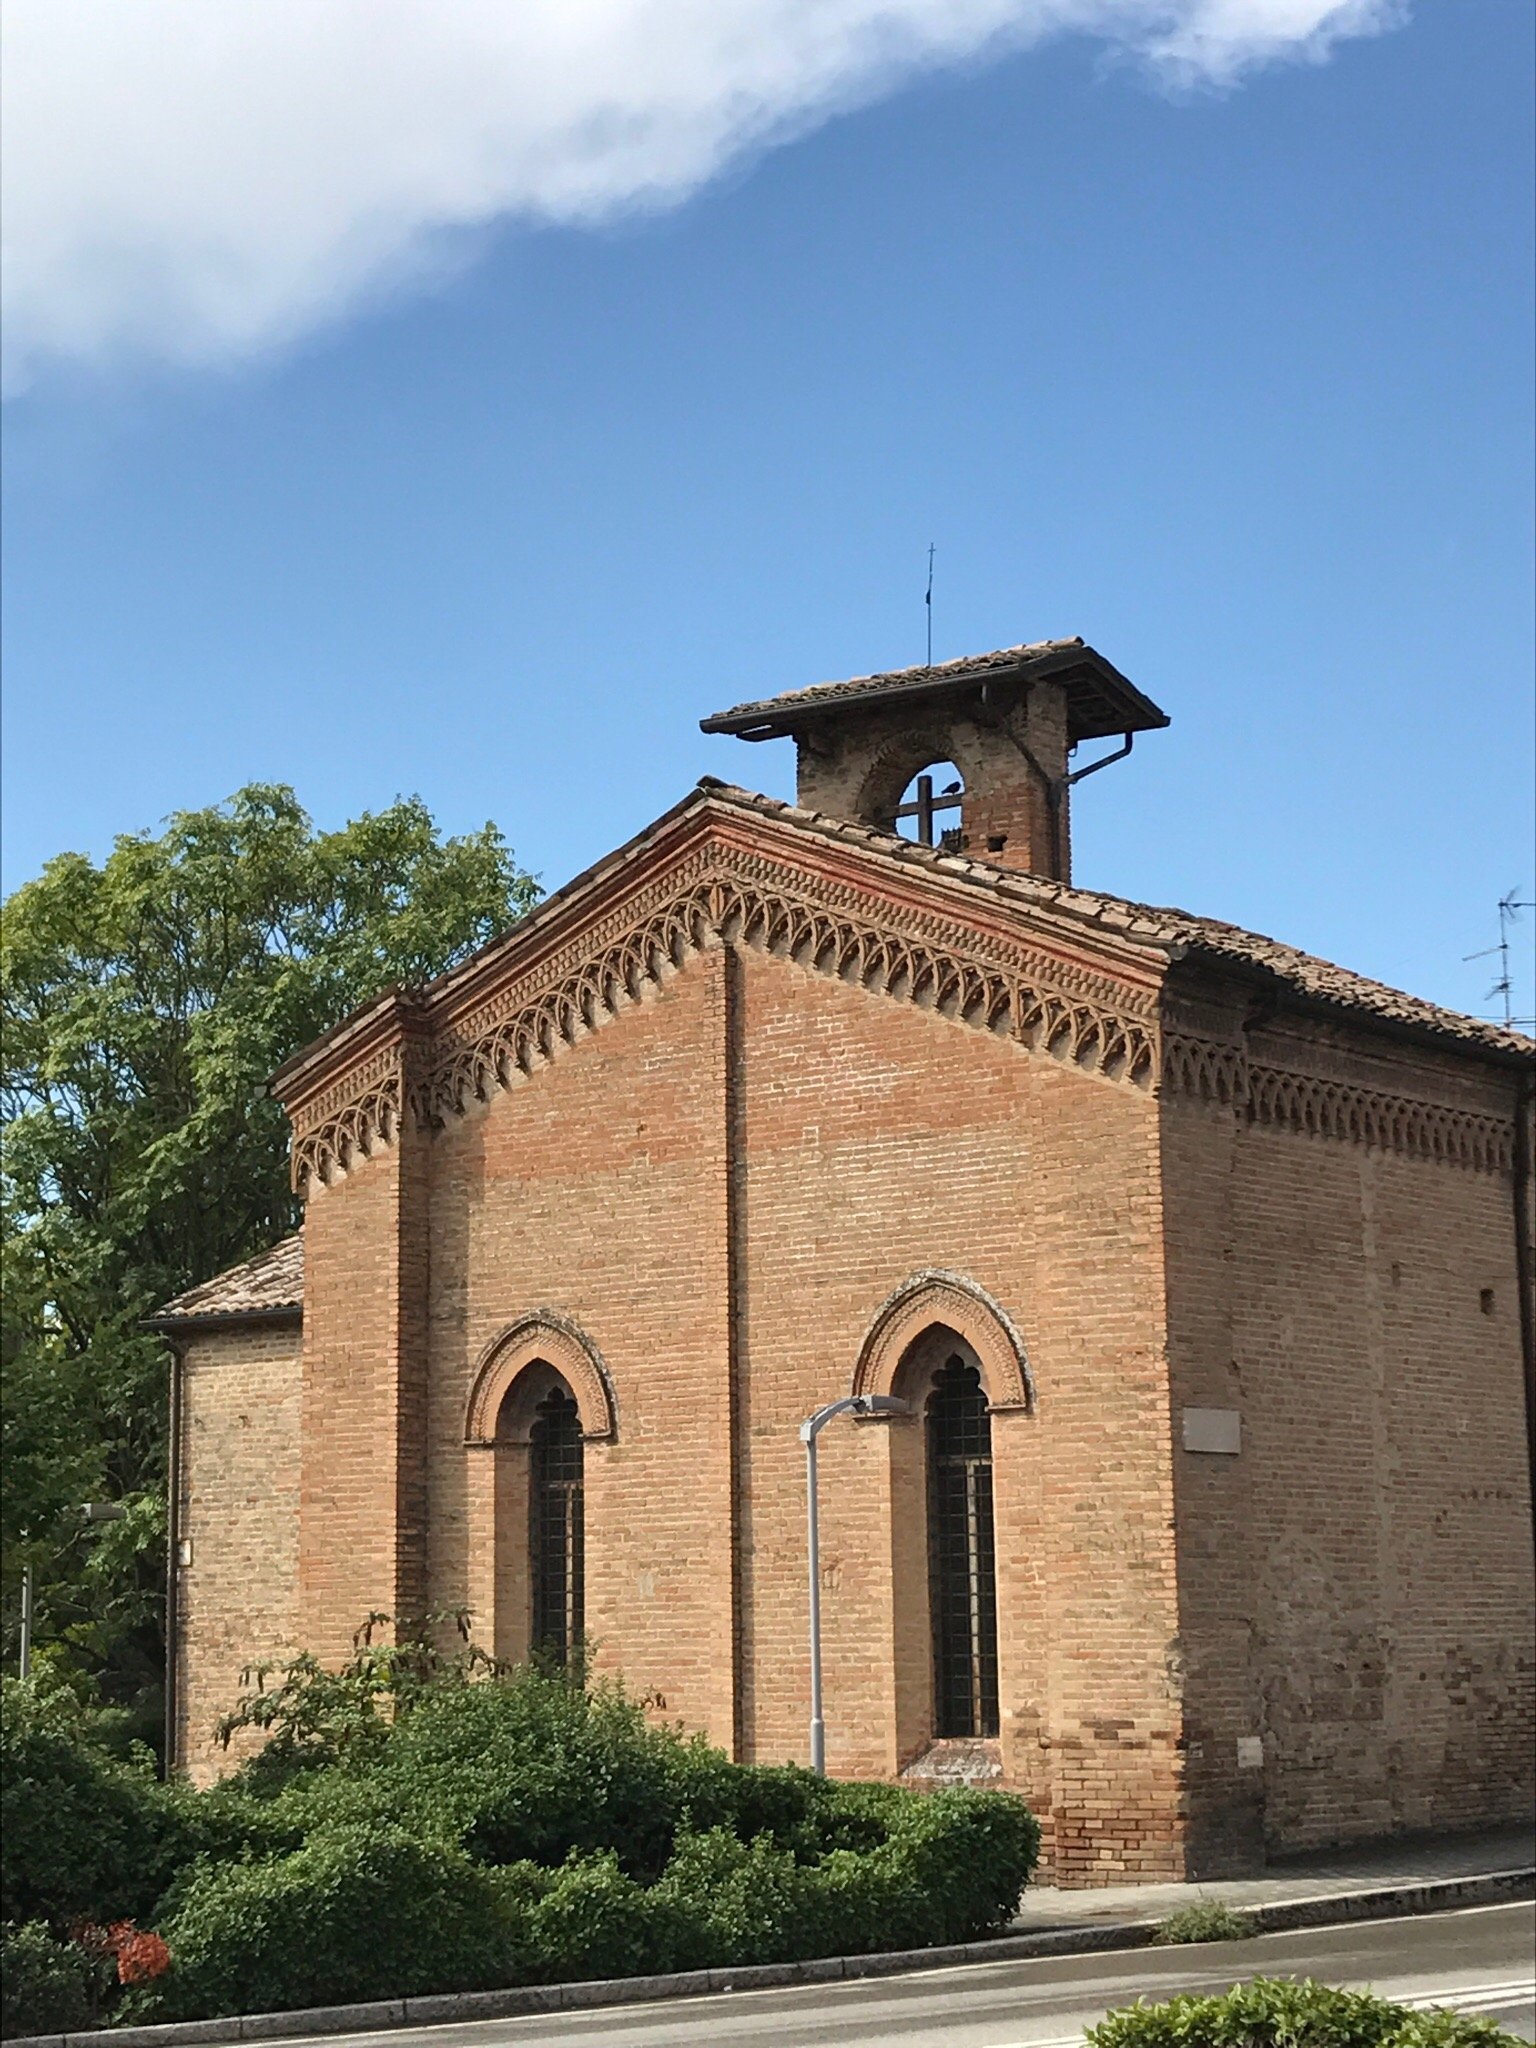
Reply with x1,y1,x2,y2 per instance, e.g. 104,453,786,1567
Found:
137,1827,523,2022
137,1790,1038,2019
0,1665,1042,2033
0,1684,267,1930
1084,1977,1520,2047
1,1923,107,2039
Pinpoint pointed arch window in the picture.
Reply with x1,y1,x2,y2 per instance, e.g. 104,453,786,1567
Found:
926,1356,999,1737
529,1386,584,1663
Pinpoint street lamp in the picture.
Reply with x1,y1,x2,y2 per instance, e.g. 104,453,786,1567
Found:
17,1502,127,1680
799,1394,907,1773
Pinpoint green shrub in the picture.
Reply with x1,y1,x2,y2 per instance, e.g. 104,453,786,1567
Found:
1150,1899,1258,1944
1,1677,290,1935
256,1677,852,1883
1,1680,188,1927
653,1830,820,1969
1084,1976,1519,2046
521,1852,694,1983
141,1826,520,2022
879,1787,1040,1947
7,1651,1043,2026
648,1788,1038,1973
139,1768,1037,2019
0,1920,107,2038
245,1671,681,1878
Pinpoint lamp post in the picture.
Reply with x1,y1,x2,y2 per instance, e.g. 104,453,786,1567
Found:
800,1395,907,1774
16,1504,127,1681
18,1564,34,1681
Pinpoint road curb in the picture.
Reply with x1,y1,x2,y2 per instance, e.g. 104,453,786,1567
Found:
8,1866,1531,2048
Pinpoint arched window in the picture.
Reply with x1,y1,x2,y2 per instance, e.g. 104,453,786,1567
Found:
529,1386,584,1663
926,1356,999,1737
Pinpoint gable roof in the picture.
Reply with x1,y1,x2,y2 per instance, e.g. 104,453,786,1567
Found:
696,785,1528,1061
146,1233,304,1329
273,776,1528,1109
163,779,1529,1330
700,639,1171,745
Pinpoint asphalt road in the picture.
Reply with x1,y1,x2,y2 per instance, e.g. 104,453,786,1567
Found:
267,1902,1536,2048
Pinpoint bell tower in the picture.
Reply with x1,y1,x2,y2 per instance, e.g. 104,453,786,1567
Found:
701,638,1168,884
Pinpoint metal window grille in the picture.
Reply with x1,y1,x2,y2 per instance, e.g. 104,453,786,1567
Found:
530,1388,584,1664
926,1358,1000,1738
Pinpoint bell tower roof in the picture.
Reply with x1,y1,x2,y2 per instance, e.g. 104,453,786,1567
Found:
700,637,1169,745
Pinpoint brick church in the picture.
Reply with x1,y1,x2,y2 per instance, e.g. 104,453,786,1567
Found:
153,639,1535,1884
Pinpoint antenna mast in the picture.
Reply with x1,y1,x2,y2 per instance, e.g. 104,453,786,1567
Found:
925,544,935,668
1465,889,1535,1028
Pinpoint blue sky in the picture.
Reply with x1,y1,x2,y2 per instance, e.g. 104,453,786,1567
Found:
3,0,1532,1024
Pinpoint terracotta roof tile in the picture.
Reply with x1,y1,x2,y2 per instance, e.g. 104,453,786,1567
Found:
700,639,1170,744
150,1233,304,1325
704,782,1532,1062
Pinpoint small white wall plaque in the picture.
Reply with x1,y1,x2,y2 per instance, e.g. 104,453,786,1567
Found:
1236,1735,1264,1770
1182,1407,1242,1455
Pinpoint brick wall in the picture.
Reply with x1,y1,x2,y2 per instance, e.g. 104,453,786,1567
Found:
1162,1000,1534,1866
422,952,738,1749
174,1323,302,1783
356,934,1186,1881
297,1107,432,1664
173,855,1532,1890
728,945,1185,1882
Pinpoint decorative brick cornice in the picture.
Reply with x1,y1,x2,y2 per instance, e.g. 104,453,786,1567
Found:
424,847,1158,1133
283,995,430,1194
1162,1033,1515,1173
286,833,1161,1193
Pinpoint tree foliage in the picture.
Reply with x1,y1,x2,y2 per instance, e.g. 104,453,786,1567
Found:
1,786,538,1734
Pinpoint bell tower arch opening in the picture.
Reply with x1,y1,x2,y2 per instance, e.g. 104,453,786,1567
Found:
701,639,1168,882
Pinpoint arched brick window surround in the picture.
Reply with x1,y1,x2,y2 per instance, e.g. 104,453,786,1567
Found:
852,1271,1033,1413
464,1313,616,1445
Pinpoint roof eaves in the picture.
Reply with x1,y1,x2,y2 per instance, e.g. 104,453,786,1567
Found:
1163,939,1534,1068
143,1303,303,1335
267,784,724,1098
700,641,1170,742
702,783,1527,1064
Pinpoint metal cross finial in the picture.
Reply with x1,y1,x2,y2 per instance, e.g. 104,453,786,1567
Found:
893,772,963,846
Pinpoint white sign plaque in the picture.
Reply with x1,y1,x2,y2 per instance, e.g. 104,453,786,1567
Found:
1182,1407,1242,1455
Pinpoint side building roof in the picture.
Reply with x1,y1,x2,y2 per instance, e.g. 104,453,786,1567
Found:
147,1232,304,1331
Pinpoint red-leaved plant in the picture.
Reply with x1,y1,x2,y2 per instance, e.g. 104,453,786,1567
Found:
71,1921,172,1984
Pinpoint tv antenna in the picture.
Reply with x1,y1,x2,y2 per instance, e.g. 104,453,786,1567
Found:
925,543,935,668
1464,888,1535,1028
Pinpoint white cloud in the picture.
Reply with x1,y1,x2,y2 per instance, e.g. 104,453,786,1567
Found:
0,0,1405,386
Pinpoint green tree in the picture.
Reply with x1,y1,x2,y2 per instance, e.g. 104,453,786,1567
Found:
1,786,539,1742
